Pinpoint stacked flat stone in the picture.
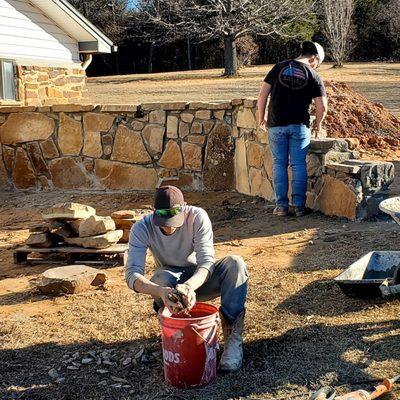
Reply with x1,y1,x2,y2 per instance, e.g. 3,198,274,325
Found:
111,209,152,243
26,202,123,249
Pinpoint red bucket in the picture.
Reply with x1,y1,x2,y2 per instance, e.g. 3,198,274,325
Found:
159,302,219,388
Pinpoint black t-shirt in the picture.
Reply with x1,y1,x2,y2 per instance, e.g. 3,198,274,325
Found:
264,59,326,128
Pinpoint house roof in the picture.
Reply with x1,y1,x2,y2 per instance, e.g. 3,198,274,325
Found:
29,0,115,54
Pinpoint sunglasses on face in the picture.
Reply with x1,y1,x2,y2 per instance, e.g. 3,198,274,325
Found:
154,205,183,216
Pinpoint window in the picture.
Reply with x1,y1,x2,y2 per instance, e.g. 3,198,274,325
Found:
0,60,17,101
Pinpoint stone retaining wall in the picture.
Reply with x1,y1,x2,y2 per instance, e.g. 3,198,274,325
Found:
0,101,394,220
0,66,87,107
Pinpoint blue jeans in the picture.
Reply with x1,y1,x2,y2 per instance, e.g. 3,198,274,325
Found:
150,256,248,324
268,124,311,208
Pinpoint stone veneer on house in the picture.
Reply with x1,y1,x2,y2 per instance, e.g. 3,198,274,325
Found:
0,100,394,220
0,66,87,107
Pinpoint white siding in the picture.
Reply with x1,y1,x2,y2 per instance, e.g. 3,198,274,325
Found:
0,0,80,65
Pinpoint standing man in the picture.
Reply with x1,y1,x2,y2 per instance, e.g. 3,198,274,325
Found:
257,41,328,217
125,186,248,372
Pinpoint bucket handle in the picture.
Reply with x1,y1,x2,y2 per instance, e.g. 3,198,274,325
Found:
190,318,219,347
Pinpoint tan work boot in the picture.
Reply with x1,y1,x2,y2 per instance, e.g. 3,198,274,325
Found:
219,310,245,372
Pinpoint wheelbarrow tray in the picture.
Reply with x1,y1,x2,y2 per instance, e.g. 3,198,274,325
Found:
334,251,400,298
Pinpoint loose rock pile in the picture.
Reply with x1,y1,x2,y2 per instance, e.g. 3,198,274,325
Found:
26,202,151,249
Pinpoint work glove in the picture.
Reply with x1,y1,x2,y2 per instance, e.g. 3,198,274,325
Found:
175,283,196,311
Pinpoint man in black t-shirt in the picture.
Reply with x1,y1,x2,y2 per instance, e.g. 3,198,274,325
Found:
257,41,328,217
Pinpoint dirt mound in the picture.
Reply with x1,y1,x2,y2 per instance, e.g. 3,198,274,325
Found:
324,81,400,155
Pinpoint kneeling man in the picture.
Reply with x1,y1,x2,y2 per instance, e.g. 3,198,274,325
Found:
125,185,248,371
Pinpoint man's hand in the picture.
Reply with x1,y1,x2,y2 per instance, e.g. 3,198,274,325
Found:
259,120,267,132
158,287,184,314
312,120,321,138
175,283,196,311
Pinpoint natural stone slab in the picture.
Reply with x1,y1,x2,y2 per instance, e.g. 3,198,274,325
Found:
142,124,165,155
204,123,235,190
58,113,83,155
141,102,188,111
232,99,244,106
0,146,8,190
66,230,123,249
187,135,206,145
195,110,212,120
99,105,138,113
325,162,361,175
214,110,225,120
243,99,257,108
191,121,202,134
235,138,250,195
149,110,166,124
43,202,96,220
119,228,130,243
69,219,83,234
40,139,59,159
95,160,158,190
83,131,102,158
314,175,358,220
159,140,183,169
182,142,202,171
83,113,114,133
310,138,348,153
179,121,190,138
181,113,194,123
50,220,75,238
0,112,55,144
3,145,14,173
246,142,264,169
112,125,151,164
236,108,256,129
306,153,322,178
37,265,107,295
189,102,232,110
26,142,49,175
113,219,135,230
0,106,37,113
26,232,57,247
360,162,394,193
111,210,136,219
51,105,95,113
13,148,36,189
79,216,116,238
48,158,92,189
167,115,178,138
202,120,214,134
29,224,50,233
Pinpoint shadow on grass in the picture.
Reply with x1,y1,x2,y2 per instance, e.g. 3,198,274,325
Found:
2,320,399,400
276,279,387,318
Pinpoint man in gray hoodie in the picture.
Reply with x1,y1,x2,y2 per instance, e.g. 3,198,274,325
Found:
125,185,248,371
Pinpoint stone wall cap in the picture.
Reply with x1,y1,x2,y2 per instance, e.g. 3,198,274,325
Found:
188,101,232,110
0,106,37,113
325,162,361,175
141,102,188,111
51,104,97,113
99,104,138,112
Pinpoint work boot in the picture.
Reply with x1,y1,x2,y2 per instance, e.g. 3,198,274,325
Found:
219,310,245,372
294,206,307,217
273,206,288,217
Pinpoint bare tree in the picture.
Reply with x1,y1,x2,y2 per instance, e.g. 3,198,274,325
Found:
139,0,315,76
321,0,354,67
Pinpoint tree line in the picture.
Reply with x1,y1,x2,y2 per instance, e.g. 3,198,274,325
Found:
69,0,400,77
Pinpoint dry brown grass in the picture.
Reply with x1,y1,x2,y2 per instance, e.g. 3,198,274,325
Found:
87,63,400,117
1,191,400,400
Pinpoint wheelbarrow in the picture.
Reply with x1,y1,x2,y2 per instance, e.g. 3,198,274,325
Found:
334,197,400,298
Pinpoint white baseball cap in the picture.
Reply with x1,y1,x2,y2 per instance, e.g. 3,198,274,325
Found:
302,41,325,66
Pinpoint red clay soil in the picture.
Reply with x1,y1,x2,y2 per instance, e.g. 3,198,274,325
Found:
324,81,400,153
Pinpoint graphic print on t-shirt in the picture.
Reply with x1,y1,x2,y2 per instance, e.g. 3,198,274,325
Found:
278,62,308,90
